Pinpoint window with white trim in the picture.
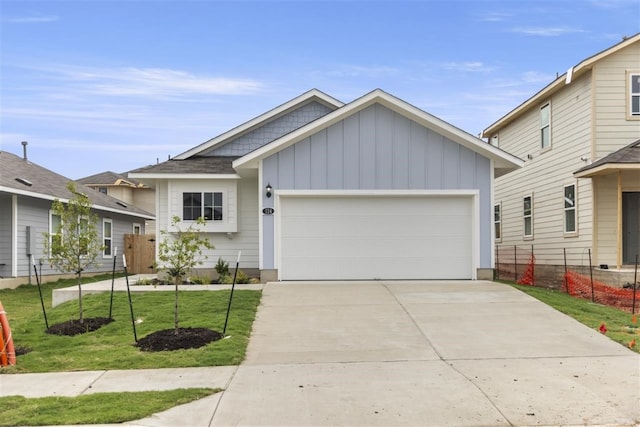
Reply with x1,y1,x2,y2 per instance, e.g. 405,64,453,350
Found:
540,102,551,150
183,192,223,221
630,73,640,117
103,219,112,257
563,184,577,234
523,195,533,238
49,212,62,256
133,223,142,235
494,203,502,240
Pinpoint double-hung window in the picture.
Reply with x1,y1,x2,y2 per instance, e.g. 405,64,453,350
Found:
494,204,502,240
49,212,62,255
523,195,533,238
540,102,551,150
103,219,113,257
563,184,577,234
183,192,223,221
630,73,640,117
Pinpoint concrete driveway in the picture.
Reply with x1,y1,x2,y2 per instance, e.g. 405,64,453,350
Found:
211,280,639,427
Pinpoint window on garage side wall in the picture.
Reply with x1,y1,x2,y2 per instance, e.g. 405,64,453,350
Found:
494,203,502,241
523,195,533,238
563,184,577,234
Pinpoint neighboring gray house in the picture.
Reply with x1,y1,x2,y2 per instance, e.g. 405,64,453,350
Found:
130,89,523,281
77,170,156,233
0,146,155,288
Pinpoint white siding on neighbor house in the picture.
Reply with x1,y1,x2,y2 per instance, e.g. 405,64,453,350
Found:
595,172,640,266
494,72,595,265
157,178,259,270
593,42,640,158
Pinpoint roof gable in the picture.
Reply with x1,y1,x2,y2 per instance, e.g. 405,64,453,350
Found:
174,89,344,160
483,33,640,136
0,151,154,219
234,89,524,177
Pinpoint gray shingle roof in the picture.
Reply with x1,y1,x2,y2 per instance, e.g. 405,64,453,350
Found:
77,170,145,187
128,156,239,175
0,151,154,219
574,139,640,175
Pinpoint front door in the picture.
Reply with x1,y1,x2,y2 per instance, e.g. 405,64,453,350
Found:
623,192,640,265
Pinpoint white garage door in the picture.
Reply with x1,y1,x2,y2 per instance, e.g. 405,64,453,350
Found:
278,194,474,280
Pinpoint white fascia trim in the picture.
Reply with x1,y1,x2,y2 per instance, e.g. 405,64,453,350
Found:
234,89,523,171
275,189,479,197
175,89,345,160
483,34,640,137
127,173,241,180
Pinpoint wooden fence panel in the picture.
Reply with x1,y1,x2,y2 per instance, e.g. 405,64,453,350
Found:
124,234,156,274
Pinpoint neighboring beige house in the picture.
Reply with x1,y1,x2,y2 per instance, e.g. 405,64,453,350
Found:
483,33,640,285
78,171,156,233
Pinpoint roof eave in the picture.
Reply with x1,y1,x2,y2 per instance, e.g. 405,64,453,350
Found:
483,33,640,137
234,89,524,173
574,163,640,178
174,89,344,160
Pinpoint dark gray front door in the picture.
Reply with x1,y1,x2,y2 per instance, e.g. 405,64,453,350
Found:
623,192,640,264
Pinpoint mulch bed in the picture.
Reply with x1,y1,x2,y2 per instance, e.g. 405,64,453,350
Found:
46,317,114,336
135,327,224,352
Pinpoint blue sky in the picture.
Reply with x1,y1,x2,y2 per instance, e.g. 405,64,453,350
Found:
1,0,639,179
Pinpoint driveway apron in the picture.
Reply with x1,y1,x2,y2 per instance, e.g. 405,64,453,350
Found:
211,280,640,427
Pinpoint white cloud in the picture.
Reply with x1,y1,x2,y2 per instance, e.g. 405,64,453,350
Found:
441,61,496,73
55,66,265,98
4,15,59,23
326,65,400,78
477,12,512,22
510,26,587,37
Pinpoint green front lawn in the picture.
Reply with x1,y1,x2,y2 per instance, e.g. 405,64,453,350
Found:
0,274,262,373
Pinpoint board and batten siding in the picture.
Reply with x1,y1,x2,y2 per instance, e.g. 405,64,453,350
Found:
593,42,640,158
261,103,492,270
494,72,595,265
158,178,259,270
0,194,12,274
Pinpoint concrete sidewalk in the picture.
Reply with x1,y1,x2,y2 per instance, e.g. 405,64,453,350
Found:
51,274,263,307
2,280,639,427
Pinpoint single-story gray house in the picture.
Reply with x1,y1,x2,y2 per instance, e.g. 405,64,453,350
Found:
130,89,523,281
0,145,155,288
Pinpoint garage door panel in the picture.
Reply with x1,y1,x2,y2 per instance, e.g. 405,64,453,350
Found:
279,195,474,280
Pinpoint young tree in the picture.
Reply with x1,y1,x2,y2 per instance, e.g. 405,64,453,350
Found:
44,182,104,324
157,215,214,334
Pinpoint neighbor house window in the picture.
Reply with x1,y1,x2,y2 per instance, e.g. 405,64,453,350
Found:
49,212,62,255
183,192,223,221
133,223,141,235
494,203,502,240
523,195,533,238
98,187,108,194
563,184,577,234
540,102,551,149
630,73,640,117
103,219,112,257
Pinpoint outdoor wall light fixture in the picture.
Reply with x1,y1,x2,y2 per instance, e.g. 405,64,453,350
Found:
265,183,272,198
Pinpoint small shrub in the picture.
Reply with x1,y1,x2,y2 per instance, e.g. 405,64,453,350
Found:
215,257,229,277
218,269,251,284
187,276,209,285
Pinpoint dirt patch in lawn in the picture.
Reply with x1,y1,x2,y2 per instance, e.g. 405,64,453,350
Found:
135,327,224,352
46,317,114,336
